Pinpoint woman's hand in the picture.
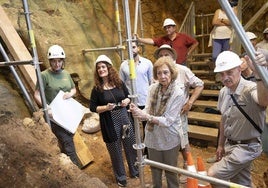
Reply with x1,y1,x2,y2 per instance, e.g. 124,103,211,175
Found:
63,88,76,100
106,103,116,111
63,92,72,99
129,103,149,121
120,98,130,107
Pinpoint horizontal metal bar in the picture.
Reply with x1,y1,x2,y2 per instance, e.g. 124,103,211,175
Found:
82,45,125,54
144,159,249,188
0,60,42,66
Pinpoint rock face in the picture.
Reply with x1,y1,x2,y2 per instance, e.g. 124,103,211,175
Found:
0,110,107,188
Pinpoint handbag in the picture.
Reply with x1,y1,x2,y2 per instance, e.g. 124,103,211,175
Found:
108,88,130,139
230,94,263,134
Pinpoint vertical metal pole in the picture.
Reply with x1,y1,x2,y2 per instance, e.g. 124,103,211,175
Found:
133,0,139,35
0,42,36,113
22,0,51,125
218,0,268,88
122,0,145,187
138,2,144,38
138,1,146,55
201,14,205,53
115,0,124,61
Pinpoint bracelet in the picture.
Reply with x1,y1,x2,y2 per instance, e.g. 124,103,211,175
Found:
148,115,153,122
255,78,262,82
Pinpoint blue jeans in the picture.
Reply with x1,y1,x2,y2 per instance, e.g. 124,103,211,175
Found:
212,38,230,62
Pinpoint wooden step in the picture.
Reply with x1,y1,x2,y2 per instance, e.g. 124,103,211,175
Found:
201,89,220,97
193,100,217,108
188,111,221,124
192,53,212,58
190,89,220,97
188,124,218,142
192,70,214,75
189,61,209,66
203,79,216,86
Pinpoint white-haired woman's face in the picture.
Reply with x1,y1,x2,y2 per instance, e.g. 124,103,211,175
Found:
156,64,171,88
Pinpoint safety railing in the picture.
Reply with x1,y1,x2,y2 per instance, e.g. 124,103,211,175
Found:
195,13,214,55
179,2,195,37
179,2,213,56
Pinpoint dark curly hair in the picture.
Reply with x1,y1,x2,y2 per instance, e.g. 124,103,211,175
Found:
94,62,123,92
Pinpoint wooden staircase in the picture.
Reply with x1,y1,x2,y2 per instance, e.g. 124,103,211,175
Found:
187,54,222,146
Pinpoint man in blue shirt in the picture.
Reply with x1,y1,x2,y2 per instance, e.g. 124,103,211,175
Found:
119,40,153,155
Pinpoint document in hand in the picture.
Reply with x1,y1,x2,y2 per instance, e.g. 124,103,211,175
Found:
50,90,86,134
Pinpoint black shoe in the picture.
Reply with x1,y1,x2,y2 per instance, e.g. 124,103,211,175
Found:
117,180,127,187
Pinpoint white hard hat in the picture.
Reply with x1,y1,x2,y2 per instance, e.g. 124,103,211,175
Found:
163,18,176,28
154,44,177,60
214,51,242,72
263,28,268,34
95,55,113,65
47,45,65,59
246,32,257,40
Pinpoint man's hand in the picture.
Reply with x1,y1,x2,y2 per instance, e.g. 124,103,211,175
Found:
245,51,268,73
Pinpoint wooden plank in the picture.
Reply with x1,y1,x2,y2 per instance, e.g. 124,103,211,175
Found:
188,111,221,124
201,89,219,97
192,53,212,58
202,79,216,86
190,89,220,97
192,70,213,75
193,100,217,108
74,132,94,168
244,2,268,30
188,124,218,142
0,7,36,94
189,61,208,66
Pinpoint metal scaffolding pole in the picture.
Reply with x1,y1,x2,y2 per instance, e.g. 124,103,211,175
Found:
0,43,36,113
82,45,125,54
145,159,249,188
115,0,124,61
133,0,139,35
0,60,37,66
218,0,268,88
22,0,51,125
122,0,145,187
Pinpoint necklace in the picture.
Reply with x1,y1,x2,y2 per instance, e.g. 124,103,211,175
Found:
103,83,115,90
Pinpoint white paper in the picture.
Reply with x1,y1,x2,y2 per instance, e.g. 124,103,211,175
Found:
49,90,86,134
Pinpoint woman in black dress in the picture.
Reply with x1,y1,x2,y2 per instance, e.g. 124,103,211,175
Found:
89,55,138,187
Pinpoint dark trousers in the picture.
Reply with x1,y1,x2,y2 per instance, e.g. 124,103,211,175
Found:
50,121,80,167
138,106,148,156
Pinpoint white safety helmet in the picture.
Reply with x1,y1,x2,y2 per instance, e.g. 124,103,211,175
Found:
47,45,65,59
246,32,257,40
154,44,177,60
263,28,268,34
214,51,242,72
163,18,176,28
95,55,113,65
